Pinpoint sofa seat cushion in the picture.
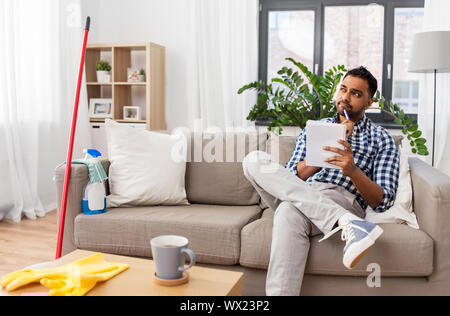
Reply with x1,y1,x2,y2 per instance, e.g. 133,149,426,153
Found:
74,204,262,265
240,211,434,277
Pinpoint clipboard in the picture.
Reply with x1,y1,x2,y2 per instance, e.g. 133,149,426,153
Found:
305,120,346,169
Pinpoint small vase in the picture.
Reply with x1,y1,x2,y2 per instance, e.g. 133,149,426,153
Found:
138,75,146,82
97,71,110,83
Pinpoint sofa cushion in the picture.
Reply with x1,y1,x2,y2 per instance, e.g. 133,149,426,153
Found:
75,204,262,265
185,131,267,206
265,133,297,167
240,211,434,277
105,120,189,207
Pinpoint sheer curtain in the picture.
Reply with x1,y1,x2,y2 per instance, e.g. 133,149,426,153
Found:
418,0,450,175
186,0,259,130
0,0,91,222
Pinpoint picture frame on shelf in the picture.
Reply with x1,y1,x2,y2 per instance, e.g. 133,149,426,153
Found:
127,68,140,82
89,98,113,119
123,106,141,121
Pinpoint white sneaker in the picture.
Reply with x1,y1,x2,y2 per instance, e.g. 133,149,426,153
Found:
319,219,383,269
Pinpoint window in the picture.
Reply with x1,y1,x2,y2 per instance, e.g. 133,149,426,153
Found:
324,5,384,97
259,0,425,128
268,11,315,83
392,7,424,114
267,10,315,95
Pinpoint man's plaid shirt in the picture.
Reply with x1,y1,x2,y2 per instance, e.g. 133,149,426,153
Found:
285,114,400,213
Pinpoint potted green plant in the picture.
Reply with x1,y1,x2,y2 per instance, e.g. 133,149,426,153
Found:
138,69,146,82
96,60,112,83
238,58,429,156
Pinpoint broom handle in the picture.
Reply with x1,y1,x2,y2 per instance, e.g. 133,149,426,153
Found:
56,17,91,259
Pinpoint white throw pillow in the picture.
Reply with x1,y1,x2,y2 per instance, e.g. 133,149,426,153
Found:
365,142,419,229
105,120,189,207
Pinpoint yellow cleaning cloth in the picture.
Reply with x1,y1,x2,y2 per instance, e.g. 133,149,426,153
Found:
1,253,129,296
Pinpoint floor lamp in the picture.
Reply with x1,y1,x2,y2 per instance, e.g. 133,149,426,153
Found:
408,31,450,167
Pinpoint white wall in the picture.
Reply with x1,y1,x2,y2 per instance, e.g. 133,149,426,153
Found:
81,0,195,130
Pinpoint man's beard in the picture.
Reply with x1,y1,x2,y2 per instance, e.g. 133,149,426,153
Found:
337,102,365,119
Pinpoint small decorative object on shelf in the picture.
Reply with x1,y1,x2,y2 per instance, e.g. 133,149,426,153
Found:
127,68,140,82
138,69,146,82
90,98,113,119
96,60,112,83
123,106,141,121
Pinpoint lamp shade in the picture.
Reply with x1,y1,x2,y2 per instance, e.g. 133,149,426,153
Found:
408,31,450,73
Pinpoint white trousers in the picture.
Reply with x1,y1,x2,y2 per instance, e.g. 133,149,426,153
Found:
242,151,365,296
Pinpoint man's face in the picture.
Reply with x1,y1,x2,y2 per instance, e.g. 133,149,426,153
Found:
336,75,373,120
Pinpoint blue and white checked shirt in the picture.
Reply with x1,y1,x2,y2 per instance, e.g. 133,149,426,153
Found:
285,114,400,213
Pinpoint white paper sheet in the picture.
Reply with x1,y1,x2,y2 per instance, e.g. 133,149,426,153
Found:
305,120,346,169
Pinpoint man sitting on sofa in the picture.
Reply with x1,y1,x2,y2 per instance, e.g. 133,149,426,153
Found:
242,66,400,296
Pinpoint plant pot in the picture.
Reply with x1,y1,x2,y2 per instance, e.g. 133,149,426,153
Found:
97,71,111,83
138,75,146,82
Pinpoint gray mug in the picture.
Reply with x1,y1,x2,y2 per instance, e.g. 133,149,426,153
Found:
150,235,196,280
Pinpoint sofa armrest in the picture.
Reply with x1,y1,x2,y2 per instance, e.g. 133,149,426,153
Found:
54,159,110,255
409,157,450,282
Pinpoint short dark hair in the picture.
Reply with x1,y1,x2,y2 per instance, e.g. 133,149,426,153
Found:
344,66,377,98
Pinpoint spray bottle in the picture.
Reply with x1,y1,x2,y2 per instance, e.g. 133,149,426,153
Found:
82,149,107,215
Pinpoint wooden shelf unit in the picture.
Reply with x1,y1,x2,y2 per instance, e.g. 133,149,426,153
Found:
85,42,166,130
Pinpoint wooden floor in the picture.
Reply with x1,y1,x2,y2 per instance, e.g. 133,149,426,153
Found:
0,211,58,277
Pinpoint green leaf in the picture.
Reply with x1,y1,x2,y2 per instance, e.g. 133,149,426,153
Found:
405,117,414,127
407,124,418,132
411,131,422,138
416,146,427,153
415,138,427,145
375,91,381,100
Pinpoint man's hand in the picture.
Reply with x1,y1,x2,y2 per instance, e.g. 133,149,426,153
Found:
341,117,355,138
323,140,358,177
323,139,385,210
296,161,321,181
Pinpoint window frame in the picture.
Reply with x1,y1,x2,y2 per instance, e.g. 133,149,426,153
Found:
258,0,424,129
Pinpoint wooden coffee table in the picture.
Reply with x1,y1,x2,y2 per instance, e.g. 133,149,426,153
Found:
1,250,244,296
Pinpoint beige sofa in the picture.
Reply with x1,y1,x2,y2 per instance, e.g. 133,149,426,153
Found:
55,131,450,296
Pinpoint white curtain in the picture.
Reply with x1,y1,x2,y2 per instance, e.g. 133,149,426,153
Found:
0,0,91,222
187,0,259,130
418,0,450,175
